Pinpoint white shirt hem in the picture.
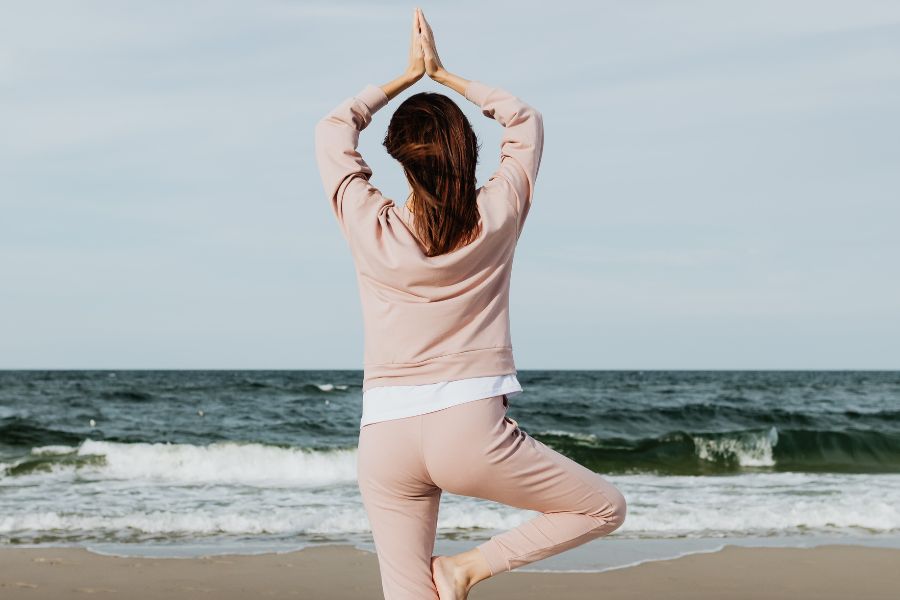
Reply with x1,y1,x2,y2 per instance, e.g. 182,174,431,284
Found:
360,374,523,428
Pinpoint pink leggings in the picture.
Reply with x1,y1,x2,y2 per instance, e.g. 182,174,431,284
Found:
356,393,627,599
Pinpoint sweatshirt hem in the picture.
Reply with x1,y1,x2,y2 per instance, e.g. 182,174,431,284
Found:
362,346,516,392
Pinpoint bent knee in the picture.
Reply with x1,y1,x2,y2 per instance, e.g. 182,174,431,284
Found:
592,484,627,531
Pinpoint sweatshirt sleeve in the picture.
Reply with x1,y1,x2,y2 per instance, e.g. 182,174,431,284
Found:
464,80,544,237
314,84,392,238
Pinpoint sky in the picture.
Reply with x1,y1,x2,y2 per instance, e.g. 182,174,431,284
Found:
1,0,898,369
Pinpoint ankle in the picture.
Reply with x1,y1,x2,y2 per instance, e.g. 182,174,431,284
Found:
452,549,491,588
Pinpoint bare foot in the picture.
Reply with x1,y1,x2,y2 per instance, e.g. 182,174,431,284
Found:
431,555,469,600
431,548,492,599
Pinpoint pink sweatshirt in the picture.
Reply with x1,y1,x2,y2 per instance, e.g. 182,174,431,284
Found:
314,79,544,393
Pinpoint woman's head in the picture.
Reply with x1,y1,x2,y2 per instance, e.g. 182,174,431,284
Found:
383,91,482,257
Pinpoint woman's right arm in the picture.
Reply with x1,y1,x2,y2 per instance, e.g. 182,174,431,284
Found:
437,71,544,238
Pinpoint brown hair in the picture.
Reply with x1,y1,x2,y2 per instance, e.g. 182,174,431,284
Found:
382,91,482,257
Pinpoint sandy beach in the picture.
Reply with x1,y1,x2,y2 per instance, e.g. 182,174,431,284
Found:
0,543,897,599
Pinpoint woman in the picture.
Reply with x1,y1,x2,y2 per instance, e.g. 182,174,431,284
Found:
314,8,626,599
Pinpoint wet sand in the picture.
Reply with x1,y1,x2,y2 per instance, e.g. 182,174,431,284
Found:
0,543,897,599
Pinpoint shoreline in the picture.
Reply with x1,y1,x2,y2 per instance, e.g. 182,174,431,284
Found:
18,533,900,573
1,543,898,599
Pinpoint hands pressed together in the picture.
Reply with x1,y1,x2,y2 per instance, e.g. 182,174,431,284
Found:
407,7,444,81
380,7,468,101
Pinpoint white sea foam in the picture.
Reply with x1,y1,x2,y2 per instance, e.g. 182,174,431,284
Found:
2,472,898,540
0,504,525,538
538,429,598,442
71,439,358,486
31,445,78,456
614,472,900,536
3,441,899,544
0,509,370,536
692,426,779,467
316,383,349,392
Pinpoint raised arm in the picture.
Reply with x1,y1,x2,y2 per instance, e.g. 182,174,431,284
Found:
460,78,544,237
315,11,426,240
313,84,390,239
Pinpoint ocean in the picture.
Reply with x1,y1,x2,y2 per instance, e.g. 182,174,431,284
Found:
2,370,899,570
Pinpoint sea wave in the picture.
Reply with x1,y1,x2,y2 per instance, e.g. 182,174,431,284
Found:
534,427,900,474
2,439,357,486
4,426,900,484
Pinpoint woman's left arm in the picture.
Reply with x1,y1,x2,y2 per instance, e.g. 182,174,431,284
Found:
312,72,420,239
313,10,425,239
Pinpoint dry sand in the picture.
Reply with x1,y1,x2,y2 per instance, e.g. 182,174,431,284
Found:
0,543,897,599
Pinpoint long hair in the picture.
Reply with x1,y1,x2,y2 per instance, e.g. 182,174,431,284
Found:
382,91,482,257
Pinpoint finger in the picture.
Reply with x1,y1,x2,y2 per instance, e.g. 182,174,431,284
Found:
416,10,434,48
411,10,424,56
419,26,432,52
420,8,434,36
413,29,424,54
417,23,429,46
419,21,433,45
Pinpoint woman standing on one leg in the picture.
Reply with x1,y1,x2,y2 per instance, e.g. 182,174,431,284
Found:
314,8,627,599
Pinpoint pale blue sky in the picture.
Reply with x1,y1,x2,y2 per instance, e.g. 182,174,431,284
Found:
1,1,898,369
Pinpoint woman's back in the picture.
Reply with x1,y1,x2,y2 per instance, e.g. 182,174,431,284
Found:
314,78,544,394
